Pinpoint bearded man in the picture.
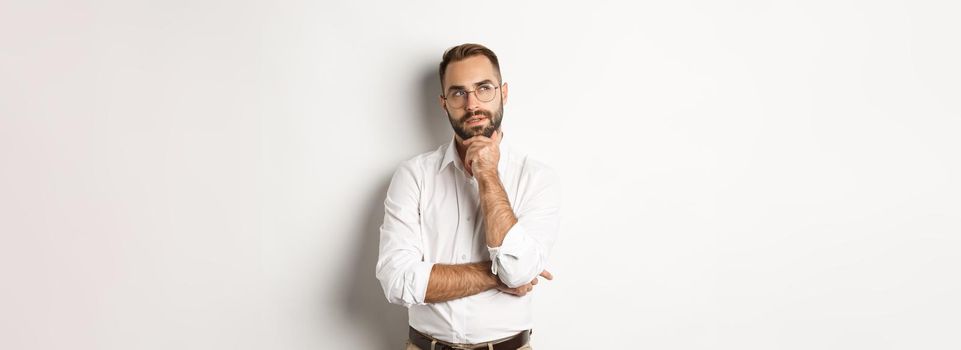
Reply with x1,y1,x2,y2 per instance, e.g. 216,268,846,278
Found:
376,43,561,350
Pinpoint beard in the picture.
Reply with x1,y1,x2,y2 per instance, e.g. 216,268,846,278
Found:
446,101,504,140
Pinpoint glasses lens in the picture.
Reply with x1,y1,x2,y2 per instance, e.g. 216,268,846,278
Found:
477,86,495,102
448,93,465,108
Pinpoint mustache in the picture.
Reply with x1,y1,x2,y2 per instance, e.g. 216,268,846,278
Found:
460,110,494,123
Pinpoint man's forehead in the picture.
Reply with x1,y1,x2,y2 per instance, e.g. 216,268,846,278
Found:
444,56,498,87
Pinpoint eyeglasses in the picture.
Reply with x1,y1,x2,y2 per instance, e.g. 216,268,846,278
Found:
441,83,501,109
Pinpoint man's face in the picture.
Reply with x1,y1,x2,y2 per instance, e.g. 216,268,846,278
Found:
440,55,508,141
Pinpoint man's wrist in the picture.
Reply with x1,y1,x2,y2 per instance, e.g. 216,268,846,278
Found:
479,261,499,289
476,170,500,187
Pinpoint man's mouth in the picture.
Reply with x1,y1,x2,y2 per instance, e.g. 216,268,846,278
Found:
465,116,488,126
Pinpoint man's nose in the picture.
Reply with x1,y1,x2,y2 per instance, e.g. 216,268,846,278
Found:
464,91,480,111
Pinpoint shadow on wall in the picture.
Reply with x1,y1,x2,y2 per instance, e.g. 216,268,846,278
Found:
337,64,450,349
419,63,454,147
339,178,406,349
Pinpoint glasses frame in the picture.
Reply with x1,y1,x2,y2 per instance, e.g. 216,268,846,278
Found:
441,82,503,109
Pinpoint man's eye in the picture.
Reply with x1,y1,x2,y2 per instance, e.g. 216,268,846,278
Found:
451,90,466,97
478,85,493,91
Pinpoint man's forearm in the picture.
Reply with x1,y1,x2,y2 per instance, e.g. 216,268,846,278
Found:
424,261,498,303
478,172,517,247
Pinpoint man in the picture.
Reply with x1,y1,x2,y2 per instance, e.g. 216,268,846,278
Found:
376,43,560,350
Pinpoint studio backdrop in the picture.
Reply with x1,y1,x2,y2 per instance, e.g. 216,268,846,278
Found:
1,0,959,349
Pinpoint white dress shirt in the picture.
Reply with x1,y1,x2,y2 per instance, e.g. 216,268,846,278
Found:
376,136,560,344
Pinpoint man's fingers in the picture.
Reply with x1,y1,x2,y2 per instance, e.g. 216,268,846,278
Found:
539,270,554,280
531,278,538,286
462,136,491,146
499,282,536,297
464,148,480,176
464,143,483,159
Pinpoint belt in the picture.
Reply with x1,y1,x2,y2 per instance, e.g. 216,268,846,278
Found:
408,327,530,350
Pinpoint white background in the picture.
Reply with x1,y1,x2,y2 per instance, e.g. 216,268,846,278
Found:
2,0,959,349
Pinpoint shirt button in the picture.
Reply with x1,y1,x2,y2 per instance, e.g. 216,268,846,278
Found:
461,254,467,260
467,216,471,221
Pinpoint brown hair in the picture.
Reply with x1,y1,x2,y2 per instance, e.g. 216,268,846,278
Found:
438,43,502,91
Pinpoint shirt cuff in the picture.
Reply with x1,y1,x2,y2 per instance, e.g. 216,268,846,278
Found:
406,261,435,306
487,223,526,276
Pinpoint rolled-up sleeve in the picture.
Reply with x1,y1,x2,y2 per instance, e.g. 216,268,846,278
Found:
375,162,434,307
487,165,561,288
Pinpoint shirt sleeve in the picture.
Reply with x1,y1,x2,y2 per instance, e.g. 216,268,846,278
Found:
375,161,434,307
487,165,561,288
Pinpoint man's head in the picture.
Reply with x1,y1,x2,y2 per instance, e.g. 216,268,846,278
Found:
438,43,509,141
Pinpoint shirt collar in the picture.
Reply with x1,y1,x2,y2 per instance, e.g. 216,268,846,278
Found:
439,135,462,174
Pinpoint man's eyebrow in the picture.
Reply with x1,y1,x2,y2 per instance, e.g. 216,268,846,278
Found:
446,79,497,92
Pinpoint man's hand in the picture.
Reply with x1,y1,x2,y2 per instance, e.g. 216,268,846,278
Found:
463,130,503,178
496,270,554,297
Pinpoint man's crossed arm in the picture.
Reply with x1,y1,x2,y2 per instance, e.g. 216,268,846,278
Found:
425,262,553,303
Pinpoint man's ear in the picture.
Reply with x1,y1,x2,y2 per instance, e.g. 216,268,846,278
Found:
501,82,509,105
438,94,447,110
